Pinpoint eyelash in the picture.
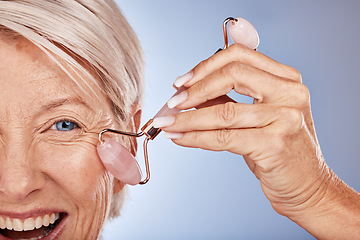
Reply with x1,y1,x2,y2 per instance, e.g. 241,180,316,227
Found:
44,118,82,133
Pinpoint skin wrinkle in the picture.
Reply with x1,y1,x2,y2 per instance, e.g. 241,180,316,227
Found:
93,172,113,239
2,99,111,148
34,104,111,137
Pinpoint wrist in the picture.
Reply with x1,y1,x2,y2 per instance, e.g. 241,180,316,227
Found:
290,168,360,239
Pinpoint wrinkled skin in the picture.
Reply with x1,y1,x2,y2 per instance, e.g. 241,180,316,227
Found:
160,44,360,239
0,36,130,239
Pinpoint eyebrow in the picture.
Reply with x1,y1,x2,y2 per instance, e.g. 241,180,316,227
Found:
37,97,94,114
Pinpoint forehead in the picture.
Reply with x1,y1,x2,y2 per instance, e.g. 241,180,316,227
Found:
0,35,106,114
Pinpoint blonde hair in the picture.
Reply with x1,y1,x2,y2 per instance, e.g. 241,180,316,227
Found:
0,0,144,218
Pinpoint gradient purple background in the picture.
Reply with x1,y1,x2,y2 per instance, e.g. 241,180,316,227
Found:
103,1,360,239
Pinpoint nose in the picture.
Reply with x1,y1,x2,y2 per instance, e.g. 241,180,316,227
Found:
0,145,46,202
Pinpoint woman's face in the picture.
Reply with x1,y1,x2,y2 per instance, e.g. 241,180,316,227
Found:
0,36,123,239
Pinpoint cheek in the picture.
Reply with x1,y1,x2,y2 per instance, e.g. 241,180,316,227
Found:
35,139,113,207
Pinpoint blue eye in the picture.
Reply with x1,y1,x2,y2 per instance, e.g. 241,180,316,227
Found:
54,120,77,131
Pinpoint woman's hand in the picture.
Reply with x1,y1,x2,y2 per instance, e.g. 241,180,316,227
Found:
153,43,360,239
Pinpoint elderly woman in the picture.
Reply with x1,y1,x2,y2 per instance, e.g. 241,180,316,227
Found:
0,0,359,239
0,0,142,239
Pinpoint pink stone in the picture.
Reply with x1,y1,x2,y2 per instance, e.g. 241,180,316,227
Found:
154,86,186,118
228,17,260,49
97,138,141,185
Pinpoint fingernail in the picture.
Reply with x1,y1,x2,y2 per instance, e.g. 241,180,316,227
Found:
165,132,183,139
174,72,193,88
153,116,175,128
167,91,188,109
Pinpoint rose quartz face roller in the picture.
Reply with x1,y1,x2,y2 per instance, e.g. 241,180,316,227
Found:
227,17,259,50
97,16,260,185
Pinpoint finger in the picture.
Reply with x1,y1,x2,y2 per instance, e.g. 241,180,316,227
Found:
175,43,301,88
174,62,307,110
162,102,280,132
168,128,263,157
167,115,304,168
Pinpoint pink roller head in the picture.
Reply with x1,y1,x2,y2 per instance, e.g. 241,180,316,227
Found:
97,138,141,185
153,86,185,118
228,17,259,49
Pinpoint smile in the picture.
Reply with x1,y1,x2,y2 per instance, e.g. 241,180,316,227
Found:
0,212,66,240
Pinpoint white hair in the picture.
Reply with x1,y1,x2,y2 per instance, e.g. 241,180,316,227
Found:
0,0,144,218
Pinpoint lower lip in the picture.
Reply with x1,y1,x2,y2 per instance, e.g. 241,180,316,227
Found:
43,214,68,240
0,213,68,240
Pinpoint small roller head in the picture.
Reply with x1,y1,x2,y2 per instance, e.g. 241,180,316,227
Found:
228,17,259,49
97,138,141,185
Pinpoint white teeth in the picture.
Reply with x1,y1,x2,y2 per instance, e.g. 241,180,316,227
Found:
24,218,35,231
35,216,42,229
0,217,5,229
5,218,12,230
13,218,23,231
49,213,55,225
43,215,50,227
0,213,61,231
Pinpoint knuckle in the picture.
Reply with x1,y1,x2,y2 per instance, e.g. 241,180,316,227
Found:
216,102,237,127
285,82,310,108
181,110,193,124
288,66,302,82
279,107,304,132
194,61,206,75
193,79,207,97
295,83,310,107
192,130,200,143
229,43,247,54
223,61,244,80
214,129,234,149
196,56,215,74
